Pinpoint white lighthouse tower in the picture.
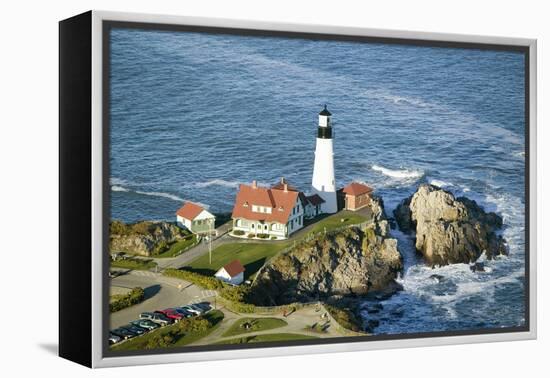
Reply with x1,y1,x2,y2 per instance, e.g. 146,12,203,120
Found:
311,105,338,214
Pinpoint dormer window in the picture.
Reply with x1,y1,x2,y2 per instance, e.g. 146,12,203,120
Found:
243,201,249,208
278,206,284,212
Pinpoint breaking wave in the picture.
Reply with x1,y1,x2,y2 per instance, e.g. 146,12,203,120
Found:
192,179,241,189
372,164,424,179
429,179,453,188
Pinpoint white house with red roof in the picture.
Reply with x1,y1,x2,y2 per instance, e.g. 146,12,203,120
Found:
176,202,216,234
231,178,305,239
215,260,245,285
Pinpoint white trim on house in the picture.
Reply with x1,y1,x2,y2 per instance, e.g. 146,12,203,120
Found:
214,267,244,285
232,196,304,239
177,209,215,233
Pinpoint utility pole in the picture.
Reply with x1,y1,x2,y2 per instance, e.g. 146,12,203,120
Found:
209,220,213,265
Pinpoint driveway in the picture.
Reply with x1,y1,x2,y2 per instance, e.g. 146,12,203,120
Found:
109,270,211,329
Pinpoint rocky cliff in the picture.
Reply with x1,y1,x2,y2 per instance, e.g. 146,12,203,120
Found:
394,184,507,266
248,198,403,306
109,221,188,257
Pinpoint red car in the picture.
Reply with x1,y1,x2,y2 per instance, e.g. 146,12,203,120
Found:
156,309,185,321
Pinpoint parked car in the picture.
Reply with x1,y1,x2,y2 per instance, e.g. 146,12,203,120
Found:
173,307,194,318
111,327,137,340
139,312,172,326
122,324,147,336
156,309,185,321
131,319,160,331
193,302,212,312
109,333,121,345
179,305,202,316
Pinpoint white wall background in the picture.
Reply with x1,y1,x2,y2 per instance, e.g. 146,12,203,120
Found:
0,0,547,376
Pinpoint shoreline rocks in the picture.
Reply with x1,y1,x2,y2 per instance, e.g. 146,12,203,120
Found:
109,220,188,257
394,184,507,266
248,197,403,306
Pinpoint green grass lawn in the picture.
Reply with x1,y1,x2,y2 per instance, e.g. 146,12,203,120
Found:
307,210,370,235
215,333,318,345
185,242,288,280
222,317,287,337
154,235,198,258
185,210,371,280
111,310,224,351
111,258,157,271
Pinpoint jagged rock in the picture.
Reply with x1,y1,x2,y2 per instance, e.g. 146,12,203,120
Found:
248,222,403,306
109,221,188,256
394,184,507,266
470,262,485,272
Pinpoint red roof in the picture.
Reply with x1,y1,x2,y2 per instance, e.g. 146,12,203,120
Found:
222,260,245,277
306,194,325,206
176,202,205,220
231,181,300,224
342,182,373,196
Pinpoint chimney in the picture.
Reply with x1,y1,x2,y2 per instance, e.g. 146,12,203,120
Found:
252,180,257,189
280,177,286,184
284,183,288,192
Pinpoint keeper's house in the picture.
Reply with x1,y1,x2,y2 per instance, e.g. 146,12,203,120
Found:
176,202,216,234
341,182,373,211
231,178,304,239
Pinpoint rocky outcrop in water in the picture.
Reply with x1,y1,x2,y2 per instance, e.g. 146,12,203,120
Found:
109,221,188,256
248,198,403,306
393,184,507,266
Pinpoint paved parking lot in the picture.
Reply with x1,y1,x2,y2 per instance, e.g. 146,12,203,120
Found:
110,270,210,329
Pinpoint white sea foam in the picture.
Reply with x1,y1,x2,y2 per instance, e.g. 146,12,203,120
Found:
363,89,432,108
193,179,241,189
429,179,452,188
111,185,129,192
372,164,424,179
110,177,127,186
135,190,184,202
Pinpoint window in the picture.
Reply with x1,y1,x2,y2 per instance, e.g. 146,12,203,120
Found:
251,224,255,229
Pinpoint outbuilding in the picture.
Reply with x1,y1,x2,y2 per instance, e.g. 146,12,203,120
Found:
176,202,216,234
342,182,373,211
215,260,245,285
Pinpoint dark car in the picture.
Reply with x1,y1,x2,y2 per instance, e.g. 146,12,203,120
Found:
193,302,212,312
139,312,172,326
131,319,160,331
157,309,185,321
173,307,194,318
122,324,147,336
111,327,137,340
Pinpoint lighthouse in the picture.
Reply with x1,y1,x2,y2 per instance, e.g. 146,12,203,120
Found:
311,105,338,214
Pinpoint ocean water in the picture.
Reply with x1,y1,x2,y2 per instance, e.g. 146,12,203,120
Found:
109,28,526,334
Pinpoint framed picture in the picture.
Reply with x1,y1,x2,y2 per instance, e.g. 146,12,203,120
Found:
59,10,537,368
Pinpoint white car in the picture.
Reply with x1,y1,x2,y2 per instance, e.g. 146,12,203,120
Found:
109,333,121,345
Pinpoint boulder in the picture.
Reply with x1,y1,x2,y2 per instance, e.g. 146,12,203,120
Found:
248,217,403,306
394,184,507,266
109,221,188,257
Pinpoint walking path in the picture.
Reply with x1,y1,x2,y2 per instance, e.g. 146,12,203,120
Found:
190,304,363,346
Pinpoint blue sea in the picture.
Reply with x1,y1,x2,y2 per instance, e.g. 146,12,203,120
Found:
109,28,526,334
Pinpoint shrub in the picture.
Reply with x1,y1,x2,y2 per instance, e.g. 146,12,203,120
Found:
270,236,277,240
144,332,176,350
220,285,251,302
257,233,269,239
233,230,245,236
247,233,256,238
324,304,362,332
110,287,145,312
177,317,211,333
163,268,224,290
